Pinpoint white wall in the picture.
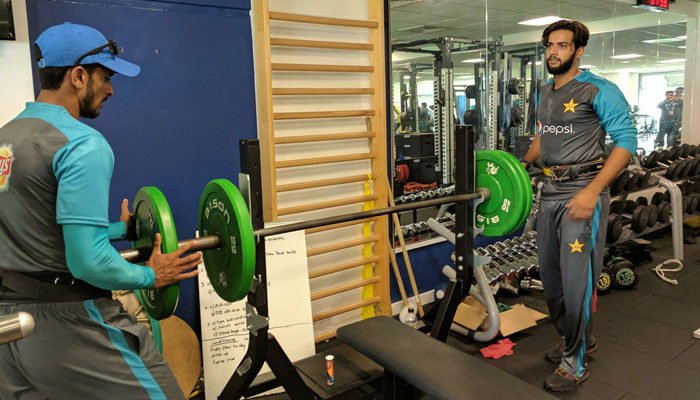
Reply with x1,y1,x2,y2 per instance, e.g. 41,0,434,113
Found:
0,0,34,126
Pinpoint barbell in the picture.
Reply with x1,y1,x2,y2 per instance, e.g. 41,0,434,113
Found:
119,150,532,320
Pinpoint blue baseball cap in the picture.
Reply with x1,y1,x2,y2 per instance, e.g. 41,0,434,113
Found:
35,22,140,77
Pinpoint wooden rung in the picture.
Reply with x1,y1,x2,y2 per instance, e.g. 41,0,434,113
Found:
311,276,381,301
277,174,375,193
271,63,374,73
268,12,379,29
270,38,373,51
315,330,337,343
306,216,377,235
272,88,375,96
276,152,376,168
278,195,377,216
274,110,375,120
307,236,378,257
309,256,379,279
312,297,381,322
275,131,375,144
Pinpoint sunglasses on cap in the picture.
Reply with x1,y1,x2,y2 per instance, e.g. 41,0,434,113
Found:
73,39,118,67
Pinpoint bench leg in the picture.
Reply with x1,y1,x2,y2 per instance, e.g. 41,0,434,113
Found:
383,370,416,399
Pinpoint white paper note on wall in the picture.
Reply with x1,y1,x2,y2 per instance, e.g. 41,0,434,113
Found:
198,229,315,400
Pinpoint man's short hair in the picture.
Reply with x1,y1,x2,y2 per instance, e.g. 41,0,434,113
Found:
676,87,684,92
666,91,674,95
34,44,99,90
541,20,589,50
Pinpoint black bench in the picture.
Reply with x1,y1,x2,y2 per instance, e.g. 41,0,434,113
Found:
337,316,557,400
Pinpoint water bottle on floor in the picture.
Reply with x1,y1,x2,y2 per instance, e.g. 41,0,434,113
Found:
404,306,417,328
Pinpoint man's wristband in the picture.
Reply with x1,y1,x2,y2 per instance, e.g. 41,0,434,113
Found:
519,158,531,169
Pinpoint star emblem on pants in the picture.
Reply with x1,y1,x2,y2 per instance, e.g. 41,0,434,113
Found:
569,239,585,253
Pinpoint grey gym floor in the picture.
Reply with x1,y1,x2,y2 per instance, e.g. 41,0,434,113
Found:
251,228,700,400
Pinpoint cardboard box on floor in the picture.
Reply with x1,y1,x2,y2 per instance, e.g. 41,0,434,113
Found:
453,296,549,337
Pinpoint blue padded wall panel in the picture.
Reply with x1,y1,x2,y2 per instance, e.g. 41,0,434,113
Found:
26,0,256,333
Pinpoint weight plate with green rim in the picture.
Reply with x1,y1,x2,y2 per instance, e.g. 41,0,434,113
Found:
199,179,255,302
132,186,180,320
475,150,532,236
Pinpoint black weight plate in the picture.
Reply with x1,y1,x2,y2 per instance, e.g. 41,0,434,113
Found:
681,160,693,178
664,191,671,202
689,195,699,214
624,200,637,214
597,267,612,295
610,200,625,214
681,144,691,158
644,151,659,168
665,162,678,179
692,145,700,157
670,146,682,160
647,205,658,227
693,156,700,176
638,170,653,188
625,173,640,191
607,214,624,243
635,197,648,207
631,205,649,233
652,192,664,206
610,261,639,289
613,170,630,194
660,150,671,163
683,197,689,214
658,201,671,223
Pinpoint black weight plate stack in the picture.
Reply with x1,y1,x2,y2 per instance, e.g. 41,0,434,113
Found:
612,170,630,195
635,197,648,207
683,197,689,215
638,170,653,188
624,199,637,214
652,191,665,206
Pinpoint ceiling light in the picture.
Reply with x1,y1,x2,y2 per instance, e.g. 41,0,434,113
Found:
676,35,687,40
526,61,542,65
659,58,685,63
621,61,631,64
611,54,643,59
402,75,411,79
641,37,685,44
518,16,564,26
579,64,596,69
678,46,686,49
462,58,484,63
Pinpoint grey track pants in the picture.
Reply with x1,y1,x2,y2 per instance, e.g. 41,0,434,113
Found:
537,193,609,377
0,298,185,400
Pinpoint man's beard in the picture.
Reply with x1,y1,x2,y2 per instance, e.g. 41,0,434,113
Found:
79,82,100,119
547,53,576,75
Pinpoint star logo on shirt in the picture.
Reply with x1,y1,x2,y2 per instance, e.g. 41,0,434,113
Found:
569,239,585,253
563,98,579,113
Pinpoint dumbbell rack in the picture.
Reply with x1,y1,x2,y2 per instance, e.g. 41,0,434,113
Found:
611,166,684,260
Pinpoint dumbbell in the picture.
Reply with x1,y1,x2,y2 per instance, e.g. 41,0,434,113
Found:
509,237,540,269
621,201,651,232
501,239,539,274
630,198,659,227
493,242,538,275
474,248,518,280
611,169,644,195
651,190,669,206
607,257,639,290
485,245,529,277
657,200,672,223
668,145,700,177
597,266,613,295
643,150,687,180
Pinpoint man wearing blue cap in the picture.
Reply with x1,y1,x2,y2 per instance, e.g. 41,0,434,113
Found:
0,23,200,399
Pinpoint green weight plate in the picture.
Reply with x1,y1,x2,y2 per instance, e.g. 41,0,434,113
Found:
199,179,255,302
132,187,180,320
475,150,532,236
